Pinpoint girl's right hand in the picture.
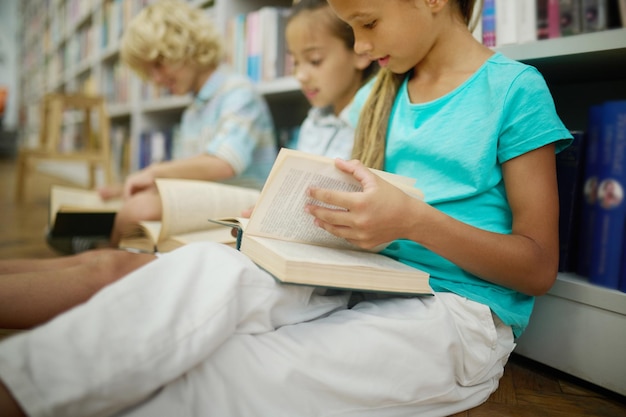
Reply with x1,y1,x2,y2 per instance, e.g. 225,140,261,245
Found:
305,159,424,250
240,205,255,219
122,167,158,199
97,184,123,200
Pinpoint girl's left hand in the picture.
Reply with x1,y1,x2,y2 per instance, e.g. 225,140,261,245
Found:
305,159,423,250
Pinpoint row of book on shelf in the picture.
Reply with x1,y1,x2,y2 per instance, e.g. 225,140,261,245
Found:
134,123,302,172
225,6,292,83
478,0,626,47
557,99,626,293
222,1,626,84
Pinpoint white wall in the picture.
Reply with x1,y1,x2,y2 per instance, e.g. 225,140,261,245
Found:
0,0,19,129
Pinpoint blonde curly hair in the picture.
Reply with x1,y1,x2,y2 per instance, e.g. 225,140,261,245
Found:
120,0,224,79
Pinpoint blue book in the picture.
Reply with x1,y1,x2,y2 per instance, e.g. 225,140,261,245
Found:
482,0,496,46
139,131,152,169
620,232,626,293
576,105,603,277
588,100,626,289
556,131,586,272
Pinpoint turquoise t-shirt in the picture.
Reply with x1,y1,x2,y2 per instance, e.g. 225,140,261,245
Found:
350,53,572,337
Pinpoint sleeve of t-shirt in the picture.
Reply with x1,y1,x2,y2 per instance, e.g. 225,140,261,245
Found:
497,67,573,163
204,86,272,175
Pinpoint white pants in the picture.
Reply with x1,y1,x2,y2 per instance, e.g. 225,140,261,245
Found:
0,243,515,417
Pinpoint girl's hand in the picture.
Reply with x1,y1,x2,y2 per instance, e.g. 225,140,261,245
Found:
122,167,158,199
240,205,255,219
305,159,423,250
97,183,123,200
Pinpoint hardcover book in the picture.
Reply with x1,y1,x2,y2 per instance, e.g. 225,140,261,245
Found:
213,148,432,296
118,179,261,253
556,130,586,272
577,104,603,277
46,185,123,252
588,100,626,289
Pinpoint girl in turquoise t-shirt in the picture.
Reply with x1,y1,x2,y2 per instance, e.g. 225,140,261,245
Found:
0,1,572,416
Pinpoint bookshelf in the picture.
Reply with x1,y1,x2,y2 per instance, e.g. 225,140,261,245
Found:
16,0,626,395
17,0,306,179
494,27,626,397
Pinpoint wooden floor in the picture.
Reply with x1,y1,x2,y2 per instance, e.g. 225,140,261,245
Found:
1,155,625,416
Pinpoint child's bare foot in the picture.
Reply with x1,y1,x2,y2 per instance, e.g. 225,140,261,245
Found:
98,184,123,200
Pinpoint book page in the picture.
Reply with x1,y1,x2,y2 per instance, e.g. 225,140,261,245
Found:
250,236,418,271
50,185,123,225
246,149,422,250
169,228,237,247
241,235,432,295
247,153,361,249
156,179,260,240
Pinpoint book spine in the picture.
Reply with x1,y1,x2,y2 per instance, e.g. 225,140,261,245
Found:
537,0,550,39
581,0,609,32
517,0,538,43
588,100,626,290
576,104,603,277
618,223,626,292
150,131,166,164
559,0,583,36
482,0,496,47
139,131,152,169
471,0,484,42
548,0,562,37
556,131,586,272
495,0,518,46
246,11,261,83
260,7,279,81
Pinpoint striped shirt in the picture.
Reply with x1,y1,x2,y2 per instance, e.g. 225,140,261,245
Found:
176,66,277,189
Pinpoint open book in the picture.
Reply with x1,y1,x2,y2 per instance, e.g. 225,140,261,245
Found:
213,148,432,295
119,179,260,253
48,185,123,239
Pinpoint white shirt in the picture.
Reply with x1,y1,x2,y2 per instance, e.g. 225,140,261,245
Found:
295,104,355,160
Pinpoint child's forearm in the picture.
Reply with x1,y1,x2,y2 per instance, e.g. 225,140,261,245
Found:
410,206,558,296
150,154,235,182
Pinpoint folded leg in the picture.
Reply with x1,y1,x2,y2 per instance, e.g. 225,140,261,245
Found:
116,293,515,417
0,249,156,328
0,242,349,417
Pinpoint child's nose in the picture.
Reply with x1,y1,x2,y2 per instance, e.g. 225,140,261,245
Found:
294,66,310,83
353,38,372,56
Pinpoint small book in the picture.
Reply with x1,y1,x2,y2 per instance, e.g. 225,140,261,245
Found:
587,100,626,290
212,148,432,296
118,179,260,253
556,130,586,272
48,185,123,238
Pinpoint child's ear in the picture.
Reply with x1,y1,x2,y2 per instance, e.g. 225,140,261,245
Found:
354,52,372,71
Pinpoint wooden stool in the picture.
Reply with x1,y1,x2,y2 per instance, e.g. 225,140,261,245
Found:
15,93,113,203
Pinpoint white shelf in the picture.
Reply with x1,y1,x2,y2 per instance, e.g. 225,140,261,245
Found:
495,29,626,83
107,103,132,118
140,95,193,113
515,273,626,396
551,273,626,315
496,28,626,61
256,76,300,96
